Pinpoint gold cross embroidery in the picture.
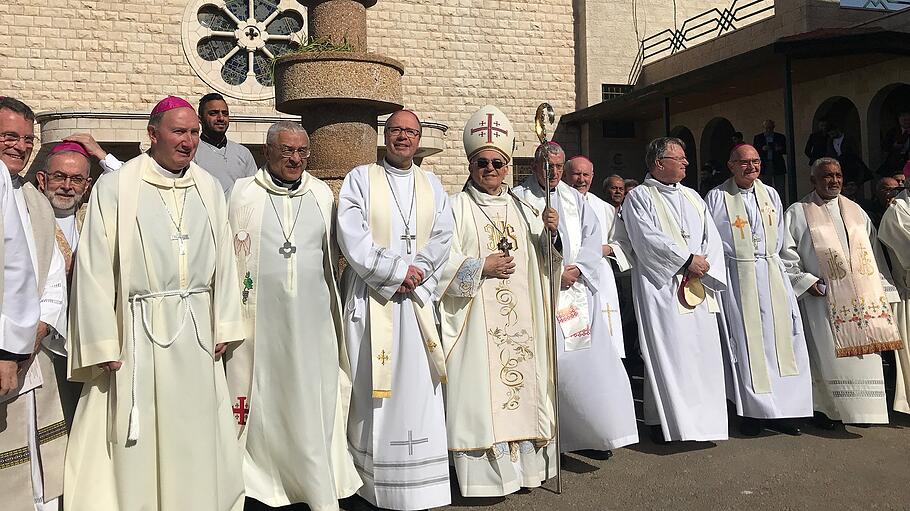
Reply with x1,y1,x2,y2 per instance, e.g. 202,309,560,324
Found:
377,350,391,365
425,340,438,352
732,215,748,239
603,304,618,335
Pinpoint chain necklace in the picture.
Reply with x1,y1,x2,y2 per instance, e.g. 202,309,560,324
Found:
384,170,417,254
268,193,305,259
157,187,190,255
472,189,514,255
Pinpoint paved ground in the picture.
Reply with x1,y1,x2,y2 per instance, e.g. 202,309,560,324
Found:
333,359,910,511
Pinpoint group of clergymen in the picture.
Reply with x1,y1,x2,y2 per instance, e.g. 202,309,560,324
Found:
0,94,909,511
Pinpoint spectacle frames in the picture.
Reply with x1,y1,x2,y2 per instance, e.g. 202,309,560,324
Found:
659,156,688,163
278,146,310,158
386,126,421,139
734,159,761,167
1,132,38,147
475,158,506,170
45,172,87,185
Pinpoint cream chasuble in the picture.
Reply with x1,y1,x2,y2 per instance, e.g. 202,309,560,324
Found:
782,193,896,424
224,169,361,510
65,153,246,511
706,179,812,420
872,190,910,415
337,161,453,511
1,180,68,511
439,185,556,497
622,177,728,442
513,176,638,452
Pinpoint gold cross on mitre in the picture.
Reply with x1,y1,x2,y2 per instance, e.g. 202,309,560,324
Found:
732,215,748,239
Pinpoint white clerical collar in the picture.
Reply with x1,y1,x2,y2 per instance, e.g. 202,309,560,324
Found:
737,184,755,194
810,190,838,205
466,181,509,206
150,155,188,179
644,174,680,192
382,158,414,176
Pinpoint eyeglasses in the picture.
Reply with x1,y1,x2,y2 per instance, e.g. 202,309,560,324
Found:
44,172,87,185
734,159,761,167
474,158,506,170
278,146,310,158
386,126,421,139
659,156,688,163
1,132,38,147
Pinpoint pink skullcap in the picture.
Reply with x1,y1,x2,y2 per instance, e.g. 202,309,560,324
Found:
51,141,90,158
150,96,194,116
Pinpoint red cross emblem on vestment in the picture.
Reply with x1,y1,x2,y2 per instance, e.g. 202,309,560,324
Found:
233,396,250,426
471,113,509,143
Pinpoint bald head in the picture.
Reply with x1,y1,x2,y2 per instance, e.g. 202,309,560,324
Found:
727,144,761,189
564,156,593,194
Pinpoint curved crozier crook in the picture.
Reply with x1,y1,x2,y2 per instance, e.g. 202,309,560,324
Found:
535,103,555,145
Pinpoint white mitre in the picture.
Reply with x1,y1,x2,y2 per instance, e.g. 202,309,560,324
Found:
463,105,516,162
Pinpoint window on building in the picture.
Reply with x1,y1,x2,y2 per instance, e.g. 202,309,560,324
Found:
602,84,633,102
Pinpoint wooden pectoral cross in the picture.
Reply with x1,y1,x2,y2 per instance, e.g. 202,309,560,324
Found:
498,236,514,256
401,227,417,254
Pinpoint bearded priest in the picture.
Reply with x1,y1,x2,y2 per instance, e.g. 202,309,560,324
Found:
438,105,557,497
225,121,361,510
65,96,247,511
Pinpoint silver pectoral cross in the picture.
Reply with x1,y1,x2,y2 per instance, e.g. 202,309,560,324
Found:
751,232,762,249
278,240,297,259
401,227,417,254
171,232,190,256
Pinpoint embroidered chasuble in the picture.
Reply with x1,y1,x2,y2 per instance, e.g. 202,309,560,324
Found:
782,192,896,424
512,176,638,452
439,185,556,497
878,190,910,415
1,179,69,511
65,153,246,511
337,161,453,511
621,177,728,441
224,169,361,509
706,179,812,420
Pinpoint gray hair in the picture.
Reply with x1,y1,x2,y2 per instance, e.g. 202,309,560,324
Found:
534,141,565,163
645,137,685,170
810,157,841,177
266,121,308,146
624,178,639,187
602,174,624,189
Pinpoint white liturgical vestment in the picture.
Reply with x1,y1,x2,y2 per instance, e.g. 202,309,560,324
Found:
705,179,812,420
225,169,362,510
65,154,246,511
513,176,638,452
0,161,38,356
621,176,729,442
782,193,897,424
585,192,630,357
878,190,910,415
337,160,453,511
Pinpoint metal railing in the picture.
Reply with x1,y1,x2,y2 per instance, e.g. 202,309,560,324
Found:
627,0,775,85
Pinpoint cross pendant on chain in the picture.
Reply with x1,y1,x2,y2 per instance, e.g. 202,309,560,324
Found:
401,227,417,254
279,240,297,259
171,232,190,256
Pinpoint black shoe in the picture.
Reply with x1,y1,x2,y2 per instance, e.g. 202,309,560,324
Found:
767,418,801,436
649,425,669,445
811,412,838,430
849,423,872,428
739,416,763,436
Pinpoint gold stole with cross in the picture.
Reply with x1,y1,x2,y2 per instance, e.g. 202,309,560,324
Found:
367,164,446,398
722,179,798,394
803,194,904,357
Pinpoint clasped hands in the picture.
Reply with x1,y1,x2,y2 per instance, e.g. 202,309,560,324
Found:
395,265,425,295
686,254,710,279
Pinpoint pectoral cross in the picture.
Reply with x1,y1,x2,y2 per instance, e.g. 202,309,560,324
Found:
680,229,691,241
751,232,761,249
390,430,429,456
604,304,618,335
498,236,514,256
171,232,190,256
732,215,748,240
401,227,416,254
278,241,296,259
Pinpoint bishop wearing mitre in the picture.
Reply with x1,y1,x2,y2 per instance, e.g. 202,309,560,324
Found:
438,105,558,497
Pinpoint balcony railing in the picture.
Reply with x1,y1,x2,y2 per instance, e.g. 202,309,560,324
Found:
627,0,775,85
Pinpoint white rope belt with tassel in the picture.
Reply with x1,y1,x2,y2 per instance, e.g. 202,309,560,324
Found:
126,286,211,442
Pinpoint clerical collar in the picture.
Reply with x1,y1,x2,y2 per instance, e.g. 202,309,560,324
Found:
382,158,414,176
54,208,77,219
469,180,504,196
150,157,188,179
644,174,679,191
269,172,301,191
201,132,228,149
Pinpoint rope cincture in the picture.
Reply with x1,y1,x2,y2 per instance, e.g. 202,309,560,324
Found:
126,287,212,442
